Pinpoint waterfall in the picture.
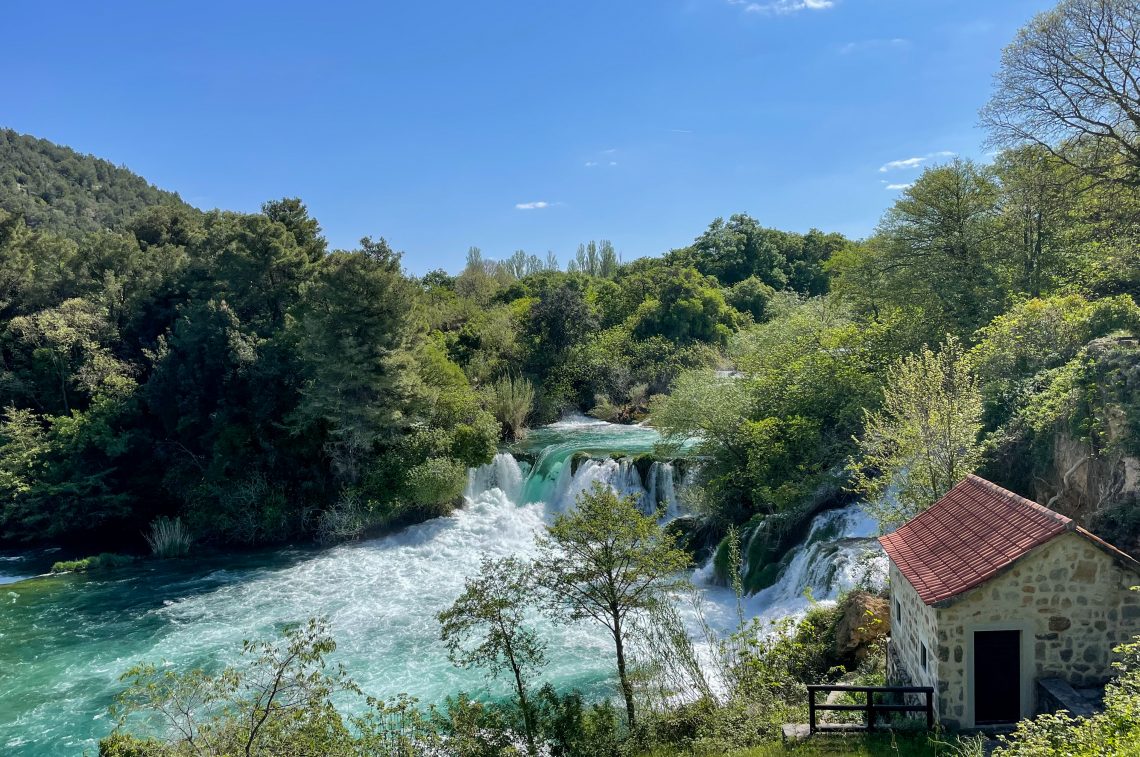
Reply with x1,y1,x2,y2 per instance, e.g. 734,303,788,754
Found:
467,451,684,522
465,453,526,503
717,504,887,624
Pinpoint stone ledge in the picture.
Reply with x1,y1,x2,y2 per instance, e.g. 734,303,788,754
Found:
1037,677,1098,718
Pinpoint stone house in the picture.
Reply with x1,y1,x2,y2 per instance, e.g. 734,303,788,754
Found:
879,475,1140,728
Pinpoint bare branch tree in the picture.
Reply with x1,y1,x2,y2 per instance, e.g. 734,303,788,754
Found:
982,0,1140,185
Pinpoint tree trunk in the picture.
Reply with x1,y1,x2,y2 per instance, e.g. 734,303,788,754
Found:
502,621,537,756
612,610,636,729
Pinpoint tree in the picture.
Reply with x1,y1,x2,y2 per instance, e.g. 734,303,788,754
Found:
852,337,984,529
526,277,597,357
293,238,416,484
535,484,691,728
101,618,438,756
875,159,1001,337
437,556,546,755
632,268,739,345
982,0,1140,185
993,145,1080,297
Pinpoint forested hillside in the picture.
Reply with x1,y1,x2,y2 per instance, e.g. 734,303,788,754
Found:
0,129,188,236
0,133,842,550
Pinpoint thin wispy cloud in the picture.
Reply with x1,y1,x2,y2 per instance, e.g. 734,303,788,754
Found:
878,151,955,172
670,128,693,134
515,201,550,210
728,0,834,15
885,183,913,191
585,148,620,168
839,38,910,55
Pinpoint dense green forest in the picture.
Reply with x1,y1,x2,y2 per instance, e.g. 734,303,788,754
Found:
0,126,849,549
0,130,188,235
5,73,1140,561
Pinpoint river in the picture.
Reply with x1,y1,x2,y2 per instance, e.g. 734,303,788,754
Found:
0,416,883,755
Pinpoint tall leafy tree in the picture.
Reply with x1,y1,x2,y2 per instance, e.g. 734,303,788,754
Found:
536,484,690,728
852,337,984,529
293,238,416,485
438,556,546,755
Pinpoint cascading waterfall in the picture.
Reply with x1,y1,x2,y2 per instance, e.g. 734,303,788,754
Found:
0,416,885,756
467,451,684,519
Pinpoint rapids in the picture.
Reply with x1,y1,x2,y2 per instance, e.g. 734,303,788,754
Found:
0,416,883,755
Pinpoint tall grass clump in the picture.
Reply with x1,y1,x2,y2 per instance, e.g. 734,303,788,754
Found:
144,516,192,558
489,375,535,441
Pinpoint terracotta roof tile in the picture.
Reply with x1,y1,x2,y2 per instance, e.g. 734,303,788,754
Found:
878,475,1071,605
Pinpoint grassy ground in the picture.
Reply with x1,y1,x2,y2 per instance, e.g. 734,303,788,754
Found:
642,732,952,756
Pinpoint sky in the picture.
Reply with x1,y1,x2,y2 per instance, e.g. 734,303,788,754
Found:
3,0,1056,275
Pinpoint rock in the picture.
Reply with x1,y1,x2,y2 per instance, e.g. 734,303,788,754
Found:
834,591,890,661
1048,615,1071,632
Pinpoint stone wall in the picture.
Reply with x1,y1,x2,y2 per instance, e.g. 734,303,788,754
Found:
887,561,940,714
933,532,1140,728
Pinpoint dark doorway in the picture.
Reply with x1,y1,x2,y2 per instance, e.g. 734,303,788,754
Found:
974,630,1021,724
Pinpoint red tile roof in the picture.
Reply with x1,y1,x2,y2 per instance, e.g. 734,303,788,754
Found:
879,475,1072,605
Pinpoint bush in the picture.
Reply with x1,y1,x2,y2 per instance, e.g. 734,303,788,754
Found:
403,457,466,515
50,552,136,573
143,516,192,558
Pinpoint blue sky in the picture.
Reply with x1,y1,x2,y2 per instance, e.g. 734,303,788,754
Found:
4,0,1054,274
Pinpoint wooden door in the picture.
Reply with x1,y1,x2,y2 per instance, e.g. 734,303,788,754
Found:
974,629,1021,724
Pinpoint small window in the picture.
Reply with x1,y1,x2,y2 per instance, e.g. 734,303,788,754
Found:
921,643,929,671
894,599,901,622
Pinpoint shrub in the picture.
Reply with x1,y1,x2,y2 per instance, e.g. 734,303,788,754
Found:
316,493,367,544
143,516,192,558
488,375,535,441
50,552,136,573
403,457,466,516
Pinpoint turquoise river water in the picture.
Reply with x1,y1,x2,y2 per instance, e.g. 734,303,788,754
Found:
0,416,883,755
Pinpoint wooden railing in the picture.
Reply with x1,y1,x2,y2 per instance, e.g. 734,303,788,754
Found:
806,685,934,733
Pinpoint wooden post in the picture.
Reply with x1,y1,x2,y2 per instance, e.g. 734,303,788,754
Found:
925,689,934,730
866,688,875,732
808,688,816,734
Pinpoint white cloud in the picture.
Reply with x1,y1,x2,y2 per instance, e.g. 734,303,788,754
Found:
885,183,913,190
879,157,925,172
609,161,618,166
670,128,693,134
729,0,834,15
878,151,956,172
585,161,599,167
515,201,550,210
602,148,618,155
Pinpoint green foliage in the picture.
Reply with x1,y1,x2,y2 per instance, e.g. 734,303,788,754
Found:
654,298,894,529
537,484,692,728
101,618,439,756
852,337,984,529
438,556,546,754
830,160,1002,340
488,375,536,442
674,214,840,294
0,129,188,237
50,552,136,573
144,516,192,558
633,269,739,345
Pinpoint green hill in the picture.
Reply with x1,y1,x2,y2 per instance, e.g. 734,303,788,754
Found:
0,128,189,236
